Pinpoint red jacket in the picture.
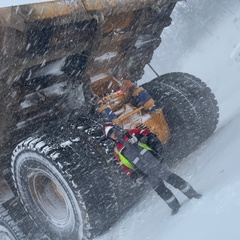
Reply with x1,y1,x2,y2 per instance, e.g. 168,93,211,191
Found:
113,128,149,176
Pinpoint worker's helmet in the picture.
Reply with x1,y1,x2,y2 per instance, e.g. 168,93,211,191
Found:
102,123,115,138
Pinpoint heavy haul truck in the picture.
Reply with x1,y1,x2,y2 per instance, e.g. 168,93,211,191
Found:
0,0,219,239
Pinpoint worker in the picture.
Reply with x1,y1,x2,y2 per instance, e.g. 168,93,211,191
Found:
102,123,202,215
121,80,156,111
98,80,156,121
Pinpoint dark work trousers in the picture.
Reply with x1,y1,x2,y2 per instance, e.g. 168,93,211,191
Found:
121,141,193,209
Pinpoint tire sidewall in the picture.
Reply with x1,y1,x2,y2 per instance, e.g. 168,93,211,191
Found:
12,149,85,240
142,72,219,161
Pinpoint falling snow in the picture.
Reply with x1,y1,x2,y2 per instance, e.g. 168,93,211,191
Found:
0,1,240,240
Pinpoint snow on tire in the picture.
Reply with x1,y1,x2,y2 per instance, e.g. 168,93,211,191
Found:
11,134,120,240
0,206,27,240
143,72,219,162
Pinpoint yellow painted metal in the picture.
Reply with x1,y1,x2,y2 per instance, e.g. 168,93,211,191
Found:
98,91,125,112
118,106,144,123
0,8,26,31
97,80,171,144
103,12,133,32
98,91,170,144
82,0,171,12
25,2,84,20
0,0,177,24
91,75,120,96
119,107,170,144
145,109,170,144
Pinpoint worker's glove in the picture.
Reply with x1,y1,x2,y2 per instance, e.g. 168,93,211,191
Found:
130,172,145,186
128,135,138,144
139,135,148,143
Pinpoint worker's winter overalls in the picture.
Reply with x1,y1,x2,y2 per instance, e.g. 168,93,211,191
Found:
114,133,201,214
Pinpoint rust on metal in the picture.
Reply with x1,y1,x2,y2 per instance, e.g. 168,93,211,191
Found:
91,75,119,96
103,12,134,33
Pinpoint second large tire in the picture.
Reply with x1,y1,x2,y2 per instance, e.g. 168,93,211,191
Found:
142,72,219,162
11,123,145,239
0,206,27,240
11,135,116,239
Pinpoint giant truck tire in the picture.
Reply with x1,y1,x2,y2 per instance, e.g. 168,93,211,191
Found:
11,133,121,240
0,206,27,240
11,126,144,240
142,72,219,162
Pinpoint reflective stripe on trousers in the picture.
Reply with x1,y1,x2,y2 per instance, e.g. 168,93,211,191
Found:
165,195,176,204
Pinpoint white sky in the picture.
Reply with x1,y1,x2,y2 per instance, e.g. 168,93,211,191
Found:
0,0,52,8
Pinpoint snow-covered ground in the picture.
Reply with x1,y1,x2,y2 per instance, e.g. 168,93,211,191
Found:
96,2,240,240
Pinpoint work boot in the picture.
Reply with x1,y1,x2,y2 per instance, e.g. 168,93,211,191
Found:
166,196,181,215
190,192,202,199
154,180,181,215
181,184,202,199
171,205,180,215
